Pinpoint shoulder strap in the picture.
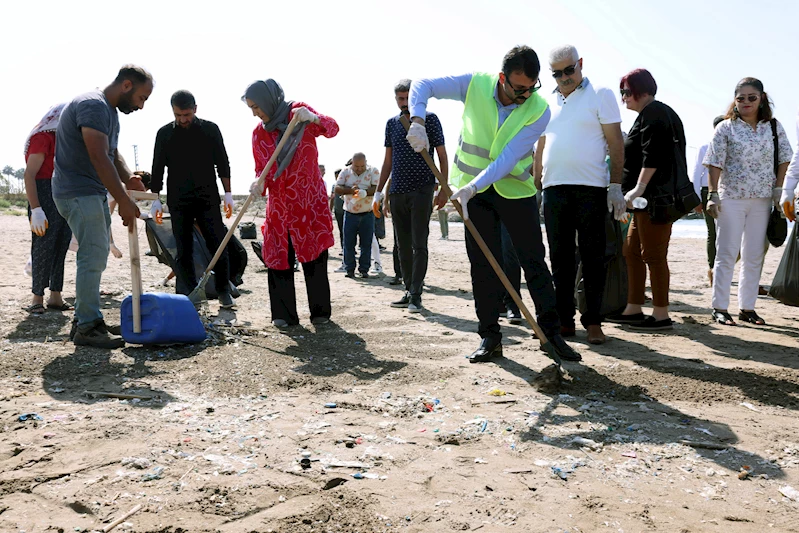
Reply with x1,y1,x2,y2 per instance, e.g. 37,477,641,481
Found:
770,118,778,176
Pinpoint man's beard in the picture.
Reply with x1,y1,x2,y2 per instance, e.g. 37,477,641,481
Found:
118,92,137,114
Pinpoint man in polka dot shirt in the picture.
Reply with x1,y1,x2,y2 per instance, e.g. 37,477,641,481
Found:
373,79,448,313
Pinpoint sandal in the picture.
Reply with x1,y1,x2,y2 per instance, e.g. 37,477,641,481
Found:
712,309,736,326
47,302,74,311
25,303,45,315
738,310,765,325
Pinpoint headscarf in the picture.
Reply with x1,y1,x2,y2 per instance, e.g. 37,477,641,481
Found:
243,79,307,178
24,103,67,156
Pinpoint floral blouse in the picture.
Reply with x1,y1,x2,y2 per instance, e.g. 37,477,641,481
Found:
703,117,793,200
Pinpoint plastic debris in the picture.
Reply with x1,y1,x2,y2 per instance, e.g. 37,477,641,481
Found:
570,436,603,451
551,466,569,480
779,486,799,501
18,413,43,422
141,466,164,481
739,402,759,412
487,388,506,396
324,402,337,409
121,457,152,470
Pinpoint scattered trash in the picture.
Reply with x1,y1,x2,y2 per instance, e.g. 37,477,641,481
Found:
621,451,637,458
475,458,488,464
551,466,569,480
141,466,164,481
18,413,43,422
679,439,728,450
322,477,348,490
570,436,603,451
300,458,311,469
738,466,752,480
487,388,506,396
779,486,799,501
121,457,152,470
324,402,337,409
739,402,759,412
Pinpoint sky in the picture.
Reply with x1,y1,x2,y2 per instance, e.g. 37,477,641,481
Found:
2,0,798,196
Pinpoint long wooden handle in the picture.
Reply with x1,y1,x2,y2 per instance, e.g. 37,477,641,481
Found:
399,116,550,346
127,214,142,333
202,116,301,277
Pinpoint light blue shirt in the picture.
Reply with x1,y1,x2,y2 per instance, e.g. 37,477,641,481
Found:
409,73,550,191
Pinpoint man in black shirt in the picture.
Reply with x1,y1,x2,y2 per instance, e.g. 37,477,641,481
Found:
150,90,236,308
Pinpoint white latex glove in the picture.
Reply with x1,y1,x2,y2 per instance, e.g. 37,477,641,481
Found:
772,187,782,209
149,199,163,219
250,179,264,196
406,122,429,153
607,183,626,221
224,192,234,219
30,207,48,237
451,183,477,220
293,107,318,123
372,191,383,208
780,187,796,221
706,191,721,219
624,182,647,209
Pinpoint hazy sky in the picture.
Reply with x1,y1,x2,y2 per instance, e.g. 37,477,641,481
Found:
2,0,797,195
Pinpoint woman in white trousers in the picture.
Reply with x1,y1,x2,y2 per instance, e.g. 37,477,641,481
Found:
704,77,793,326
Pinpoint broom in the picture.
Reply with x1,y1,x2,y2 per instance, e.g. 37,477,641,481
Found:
399,116,566,391
188,115,301,306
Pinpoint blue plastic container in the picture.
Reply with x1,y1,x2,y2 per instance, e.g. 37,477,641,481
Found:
121,293,206,345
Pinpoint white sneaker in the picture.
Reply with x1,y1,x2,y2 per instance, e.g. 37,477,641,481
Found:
334,264,347,273
370,264,383,275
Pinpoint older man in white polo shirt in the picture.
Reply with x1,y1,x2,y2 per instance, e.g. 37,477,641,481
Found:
534,44,625,345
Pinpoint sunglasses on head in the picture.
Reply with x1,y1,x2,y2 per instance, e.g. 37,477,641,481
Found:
735,94,759,103
505,78,542,96
620,89,633,98
551,63,578,79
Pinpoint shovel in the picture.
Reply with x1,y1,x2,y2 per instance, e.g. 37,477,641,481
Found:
188,115,301,306
399,116,566,390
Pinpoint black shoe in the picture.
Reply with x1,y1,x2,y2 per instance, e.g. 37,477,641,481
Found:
358,272,370,279
468,339,503,363
345,271,355,279
391,292,411,308
218,292,236,309
378,244,387,251
98,321,122,336
506,309,522,325
605,312,645,324
408,296,423,313
544,334,581,362
74,324,125,349
628,316,674,331
389,276,403,286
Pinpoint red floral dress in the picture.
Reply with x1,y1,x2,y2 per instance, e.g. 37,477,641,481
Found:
252,102,338,270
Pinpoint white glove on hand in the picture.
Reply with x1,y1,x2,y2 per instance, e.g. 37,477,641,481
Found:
30,207,48,237
607,183,627,221
780,187,796,221
372,191,383,208
250,179,264,196
293,107,318,123
224,192,234,218
706,191,721,219
450,183,477,220
406,122,429,153
772,187,783,209
150,199,163,219
624,182,647,208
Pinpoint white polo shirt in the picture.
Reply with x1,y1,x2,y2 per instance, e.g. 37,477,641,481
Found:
541,78,622,188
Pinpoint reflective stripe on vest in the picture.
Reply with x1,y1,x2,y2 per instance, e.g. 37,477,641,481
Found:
450,72,548,199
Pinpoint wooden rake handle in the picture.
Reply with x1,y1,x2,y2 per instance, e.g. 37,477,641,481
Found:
399,115,555,353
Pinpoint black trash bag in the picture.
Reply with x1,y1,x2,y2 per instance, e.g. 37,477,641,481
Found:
766,207,788,247
239,221,257,240
768,222,799,306
575,217,628,318
144,217,246,299
251,241,268,268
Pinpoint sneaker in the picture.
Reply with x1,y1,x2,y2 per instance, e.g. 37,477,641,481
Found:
391,292,411,308
272,319,289,328
219,293,236,309
74,325,125,349
345,271,355,279
358,272,370,279
408,296,423,313
440,235,448,240
72,320,120,341
506,309,522,325
334,264,347,273
370,264,383,275
389,276,403,286
311,317,330,325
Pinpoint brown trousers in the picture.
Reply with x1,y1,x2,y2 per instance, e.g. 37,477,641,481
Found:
624,211,673,307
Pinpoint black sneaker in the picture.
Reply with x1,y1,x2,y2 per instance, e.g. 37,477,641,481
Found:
218,293,236,309
391,292,411,308
358,272,370,279
468,339,502,363
408,296,423,313
74,325,125,349
389,276,403,286
506,309,522,325
70,319,120,340
345,271,355,279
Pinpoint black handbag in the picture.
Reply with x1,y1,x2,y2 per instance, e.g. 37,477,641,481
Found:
766,119,788,247
647,111,701,224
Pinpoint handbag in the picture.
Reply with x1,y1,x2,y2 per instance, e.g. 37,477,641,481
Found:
766,119,788,247
646,111,701,224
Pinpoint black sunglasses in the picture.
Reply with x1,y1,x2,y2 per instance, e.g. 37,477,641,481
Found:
505,78,542,96
620,88,633,98
551,63,578,79
735,94,759,103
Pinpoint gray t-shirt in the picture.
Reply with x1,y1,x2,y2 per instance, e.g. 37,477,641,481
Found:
52,90,119,199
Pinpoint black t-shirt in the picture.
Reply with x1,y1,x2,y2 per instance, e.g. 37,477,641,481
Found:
622,100,686,195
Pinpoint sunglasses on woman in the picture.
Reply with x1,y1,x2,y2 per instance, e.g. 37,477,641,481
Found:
735,94,759,103
551,63,578,79
620,89,633,98
505,78,542,96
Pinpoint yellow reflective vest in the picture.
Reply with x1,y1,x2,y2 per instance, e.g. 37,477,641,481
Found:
450,72,548,198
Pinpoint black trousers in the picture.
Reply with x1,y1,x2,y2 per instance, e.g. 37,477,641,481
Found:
267,233,331,324
500,222,522,313
701,187,717,269
170,200,230,296
392,224,402,279
390,183,435,297
543,185,608,328
29,179,72,296
465,187,560,343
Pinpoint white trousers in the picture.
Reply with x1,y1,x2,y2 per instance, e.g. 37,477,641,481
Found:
711,197,771,311
371,235,381,267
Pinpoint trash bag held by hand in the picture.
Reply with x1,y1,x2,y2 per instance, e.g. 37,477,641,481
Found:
766,207,788,247
768,222,799,306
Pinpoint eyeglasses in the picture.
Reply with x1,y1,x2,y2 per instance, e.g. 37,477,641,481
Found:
735,94,759,103
551,63,578,79
620,88,633,98
505,78,542,96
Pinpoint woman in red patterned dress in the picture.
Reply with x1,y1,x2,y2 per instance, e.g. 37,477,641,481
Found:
243,79,339,327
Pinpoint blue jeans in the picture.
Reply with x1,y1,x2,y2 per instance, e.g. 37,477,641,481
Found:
343,211,374,274
54,195,111,330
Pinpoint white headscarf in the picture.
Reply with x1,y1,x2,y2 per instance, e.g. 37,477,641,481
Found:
24,103,67,156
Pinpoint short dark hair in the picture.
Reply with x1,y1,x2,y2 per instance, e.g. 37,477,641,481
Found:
501,46,541,80
334,169,342,178
114,64,153,86
620,68,657,99
394,79,411,93
133,171,152,190
713,115,725,128
724,77,773,123
170,90,195,109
